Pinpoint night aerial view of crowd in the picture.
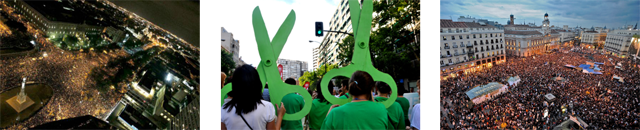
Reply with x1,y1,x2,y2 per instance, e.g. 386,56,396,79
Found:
0,0,199,129
441,47,639,129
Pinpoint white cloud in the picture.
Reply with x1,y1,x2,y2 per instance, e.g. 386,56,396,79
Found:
219,0,339,70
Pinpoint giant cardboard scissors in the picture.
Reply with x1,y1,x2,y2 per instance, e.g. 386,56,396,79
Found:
320,0,397,108
221,6,312,120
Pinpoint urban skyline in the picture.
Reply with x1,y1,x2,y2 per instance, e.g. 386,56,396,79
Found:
441,0,640,29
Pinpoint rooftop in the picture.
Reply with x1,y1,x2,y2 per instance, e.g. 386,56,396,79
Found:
463,22,497,28
24,0,106,26
505,30,542,35
440,19,467,28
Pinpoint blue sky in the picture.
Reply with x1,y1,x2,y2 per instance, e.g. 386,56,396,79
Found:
441,0,640,29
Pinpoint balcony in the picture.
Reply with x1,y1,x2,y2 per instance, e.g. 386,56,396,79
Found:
467,51,474,54
466,44,473,47
453,45,459,48
444,46,450,49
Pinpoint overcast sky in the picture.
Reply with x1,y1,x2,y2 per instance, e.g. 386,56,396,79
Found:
218,0,339,69
441,0,640,29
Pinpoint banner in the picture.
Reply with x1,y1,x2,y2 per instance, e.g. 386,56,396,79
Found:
278,64,284,80
404,93,419,118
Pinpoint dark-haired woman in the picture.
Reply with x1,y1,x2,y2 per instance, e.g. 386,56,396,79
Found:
321,71,389,129
375,81,405,130
308,79,335,130
222,65,286,130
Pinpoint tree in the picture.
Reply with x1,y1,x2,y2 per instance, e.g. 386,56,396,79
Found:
337,35,355,66
298,63,339,91
221,50,236,76
333,1,420,81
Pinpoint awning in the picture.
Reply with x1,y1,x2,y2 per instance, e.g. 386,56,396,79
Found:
465,82,504,99
564,64,576,68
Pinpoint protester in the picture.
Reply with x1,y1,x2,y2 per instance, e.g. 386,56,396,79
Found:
308,79,335,130
375,81,406,130
281,78,305,130
395,86,411,128
262,84,270,102
221,65,286,130
410,80,420,130
339,79,350,99
221,72,226,88
321,71,389,129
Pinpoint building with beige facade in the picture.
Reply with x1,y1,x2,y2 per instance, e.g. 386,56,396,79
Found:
440,19,505,79
504,13,560,57
604,29,640,58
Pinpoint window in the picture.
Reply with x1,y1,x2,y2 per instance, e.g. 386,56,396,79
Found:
441,61,444,65
459,35,463,39
447,51,450,55
456,58,460,63
452,36,455,40
474,41,477,45
485,34,488,38
443,36,447,40
480,34,482,38
476,54,478,58
448,59,452,63
467,35,469,39
473,35,476,38
464,57,467,61
475,48,478,52
490,34,493,37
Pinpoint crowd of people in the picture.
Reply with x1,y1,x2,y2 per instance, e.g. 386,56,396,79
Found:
441,46,640,129
1,24,128,129
222,65,422,130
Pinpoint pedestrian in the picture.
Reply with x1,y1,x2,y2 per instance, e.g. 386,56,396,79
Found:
321,71,389,129
395,86,411,128
308,79,334,130
221,65,286,130
375,81,406,130
281,78,305,130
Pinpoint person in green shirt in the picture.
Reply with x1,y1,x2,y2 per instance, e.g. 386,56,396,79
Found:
395,87,411,128
338,79,350,99
308,79,335,130
321,71,389,130
375,81,406,130
281,78,304,130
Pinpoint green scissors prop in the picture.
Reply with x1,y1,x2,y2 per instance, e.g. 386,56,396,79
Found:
221,6,313,121
320,0,397,108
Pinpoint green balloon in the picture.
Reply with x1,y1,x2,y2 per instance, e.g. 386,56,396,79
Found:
320,0,397,108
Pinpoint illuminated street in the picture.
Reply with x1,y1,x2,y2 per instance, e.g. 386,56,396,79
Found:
0,0,199,129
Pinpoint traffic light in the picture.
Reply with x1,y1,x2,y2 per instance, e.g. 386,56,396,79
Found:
315,22,323,37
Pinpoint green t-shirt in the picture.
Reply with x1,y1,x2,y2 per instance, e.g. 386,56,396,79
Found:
338,93,350,99
321,101,388,130
281,93,304,130
395,97,411,124
375,97,406,130
309,99,333,130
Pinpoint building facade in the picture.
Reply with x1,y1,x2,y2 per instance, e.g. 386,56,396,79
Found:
221,27,244,66
5,0,109,37
440,19,506,79
504,13,560,57
316,0,357,69
312,47,320,69
604,29,640,58
277,59,308,80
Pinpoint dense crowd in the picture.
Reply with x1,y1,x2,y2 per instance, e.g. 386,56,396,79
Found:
1,27,127,129
440,47,640,129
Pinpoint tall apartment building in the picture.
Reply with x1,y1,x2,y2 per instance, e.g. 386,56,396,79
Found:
277,59,308,80
440,19,506,79
221,27,244,66
312,47,320,69
316,0,359,69
604,29,640,58
504,13,560,57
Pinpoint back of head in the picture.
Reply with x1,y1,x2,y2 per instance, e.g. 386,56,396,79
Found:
285,78,296,85
375,81,391,94
224,65,264,115
314,79,334,103
397,85,406,96
348,71,374,100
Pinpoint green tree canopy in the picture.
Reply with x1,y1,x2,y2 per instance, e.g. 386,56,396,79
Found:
298,63,339,91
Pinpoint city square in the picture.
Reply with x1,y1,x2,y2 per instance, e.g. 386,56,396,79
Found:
440,0,639,129
0,0,199,129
